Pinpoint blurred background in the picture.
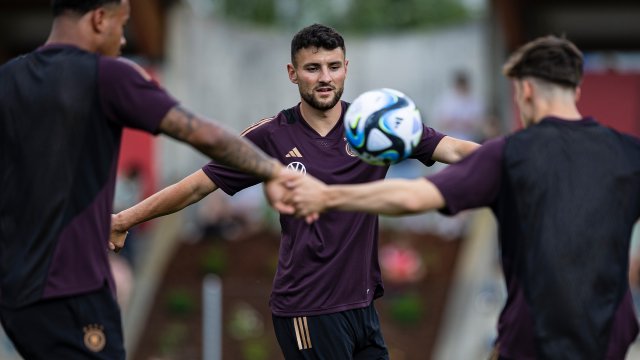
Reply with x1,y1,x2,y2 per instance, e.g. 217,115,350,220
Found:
2,0,640,359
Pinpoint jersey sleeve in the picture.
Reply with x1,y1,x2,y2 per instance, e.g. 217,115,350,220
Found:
427,136,506,215
98,57,179,133
410,124,446,166
201,120,273,195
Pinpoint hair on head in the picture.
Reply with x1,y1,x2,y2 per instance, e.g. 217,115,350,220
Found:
51,0,121,17
503,35,583,88
291,24,345,65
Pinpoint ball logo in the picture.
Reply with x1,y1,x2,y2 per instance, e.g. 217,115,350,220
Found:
287,161,307,174
83,324,106,352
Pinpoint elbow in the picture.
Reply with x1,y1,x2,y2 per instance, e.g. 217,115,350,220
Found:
395,178,442,215
460,141,481,157
401,196,428,214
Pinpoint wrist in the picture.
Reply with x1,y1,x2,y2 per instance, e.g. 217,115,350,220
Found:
112,212,129,232
323,185,339,210
270,160,283,180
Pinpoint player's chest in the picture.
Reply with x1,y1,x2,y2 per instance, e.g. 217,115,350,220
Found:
268,135,387,184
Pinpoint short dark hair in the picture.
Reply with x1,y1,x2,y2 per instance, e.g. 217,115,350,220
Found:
503,35,583,88
291,24,345,65
51,0,121,17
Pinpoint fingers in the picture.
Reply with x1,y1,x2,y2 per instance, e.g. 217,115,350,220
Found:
108,231,128,253
304,212,320,224
273,201,296,215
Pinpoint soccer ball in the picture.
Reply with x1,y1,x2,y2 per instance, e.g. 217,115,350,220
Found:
344,88,423,166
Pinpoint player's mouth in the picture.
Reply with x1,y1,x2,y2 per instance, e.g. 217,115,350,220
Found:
315,86,335,93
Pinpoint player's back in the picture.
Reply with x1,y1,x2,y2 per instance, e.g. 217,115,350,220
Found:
0,45,118,308
498,117,640,359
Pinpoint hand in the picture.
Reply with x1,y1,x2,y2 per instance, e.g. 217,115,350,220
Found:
287,175,328,223
109,213,129,253
263,167,301,214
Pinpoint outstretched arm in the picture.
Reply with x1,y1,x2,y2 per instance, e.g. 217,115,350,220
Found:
431,136,479,164
110,170,217,252
289,176,445,221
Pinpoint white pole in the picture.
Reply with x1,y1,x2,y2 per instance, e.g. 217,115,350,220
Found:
203,274,222,360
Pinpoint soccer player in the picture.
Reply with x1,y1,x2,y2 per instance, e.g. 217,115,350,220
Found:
288,35,640,359
110,24,478,358
0,0,294,359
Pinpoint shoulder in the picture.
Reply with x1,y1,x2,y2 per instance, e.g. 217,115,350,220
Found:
98,56,155,84
240,107,295,139
240,116,278,138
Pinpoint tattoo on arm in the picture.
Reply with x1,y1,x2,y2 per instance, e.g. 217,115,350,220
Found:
158,106,278,180
160,106,198,140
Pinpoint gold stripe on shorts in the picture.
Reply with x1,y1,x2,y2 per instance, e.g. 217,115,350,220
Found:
293,317,303,350
302,316,312,349
293,317,313,350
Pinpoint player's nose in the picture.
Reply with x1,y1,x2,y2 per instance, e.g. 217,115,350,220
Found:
319,66,332,82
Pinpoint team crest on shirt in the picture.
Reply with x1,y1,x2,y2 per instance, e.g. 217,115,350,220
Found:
344,138,358,157
287,161,307,175
83,324,106,352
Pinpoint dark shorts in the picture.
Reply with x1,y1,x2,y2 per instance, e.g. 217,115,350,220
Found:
0,284,125,360
272,302,389,359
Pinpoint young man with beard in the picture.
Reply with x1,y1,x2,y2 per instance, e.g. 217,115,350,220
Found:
287,35,640,359
110,23,478,358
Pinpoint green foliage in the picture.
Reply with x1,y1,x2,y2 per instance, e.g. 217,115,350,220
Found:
158,321,188,356
341,0,469,33
242,338,270,360
165,288,196,316
228,302,264,340
200,245,228,275
222,0,277,25
389,292,424,325
216,0,470,32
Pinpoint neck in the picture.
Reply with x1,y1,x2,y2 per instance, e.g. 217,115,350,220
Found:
299,100,343,137
46,16,96,53
532,103,582,124
531,90,582,124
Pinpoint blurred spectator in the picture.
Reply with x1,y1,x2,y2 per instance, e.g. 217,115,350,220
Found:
197,186,265,242
421,70,486,239
432,70,486,143
114,163,143,213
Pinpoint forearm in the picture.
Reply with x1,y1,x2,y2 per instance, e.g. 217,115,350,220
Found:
112,171,216,231
433,136,480,164
324,178,445,215
159,106,281,181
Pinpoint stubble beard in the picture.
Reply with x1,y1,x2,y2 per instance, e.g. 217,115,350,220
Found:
301,87,344,111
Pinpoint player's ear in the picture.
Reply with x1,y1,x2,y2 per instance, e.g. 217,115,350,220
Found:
521,79,534,101
90,7,107,34
344,59,349,75
287,63,298,84
574,86,581,102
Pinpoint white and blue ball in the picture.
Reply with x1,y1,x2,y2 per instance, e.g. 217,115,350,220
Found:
344,88,423,166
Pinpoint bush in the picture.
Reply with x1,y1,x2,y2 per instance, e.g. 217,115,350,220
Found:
389,293,424,325
200,246,228,275
165,288,196,316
